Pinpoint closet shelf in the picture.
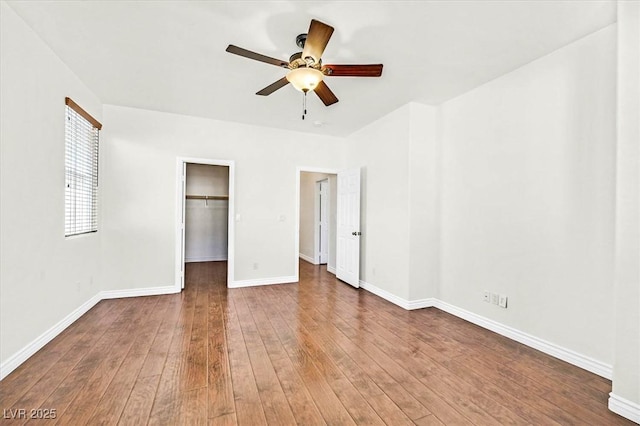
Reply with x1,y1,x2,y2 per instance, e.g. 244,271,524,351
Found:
186,195,229,200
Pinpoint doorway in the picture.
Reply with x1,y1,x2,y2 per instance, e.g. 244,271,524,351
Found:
297,169,338,278
176,157,235,290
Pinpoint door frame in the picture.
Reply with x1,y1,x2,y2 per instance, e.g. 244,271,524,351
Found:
175,157,235,290
316,179,329,265
295,167,338,281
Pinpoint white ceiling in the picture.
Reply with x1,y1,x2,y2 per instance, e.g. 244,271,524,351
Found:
7,1,616,136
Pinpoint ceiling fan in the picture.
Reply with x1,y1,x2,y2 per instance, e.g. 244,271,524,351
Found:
225,19,383,117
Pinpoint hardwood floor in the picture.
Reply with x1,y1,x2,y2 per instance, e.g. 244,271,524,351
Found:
0,261,634,425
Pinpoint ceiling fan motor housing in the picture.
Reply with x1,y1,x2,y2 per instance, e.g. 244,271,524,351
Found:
295,33,307,49
288,52,322,70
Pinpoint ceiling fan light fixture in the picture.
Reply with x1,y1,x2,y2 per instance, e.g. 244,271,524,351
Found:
286,67,323,92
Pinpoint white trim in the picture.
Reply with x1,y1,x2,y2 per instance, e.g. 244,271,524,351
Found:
432,299,613,379
327,265,336,275
175,159,186,289
185,256,228,263
609,393,640,423
407,298,436,310
0,293,101,380
0,283,182,381
229,275,298,289
100,286,179,300
299,253,317,265
359,279,435,310
358,279,613,380
315,178,330,265
295,167,339,283
176,157,235,290
314,180,321,264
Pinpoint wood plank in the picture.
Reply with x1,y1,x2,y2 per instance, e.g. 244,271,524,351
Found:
268,287,415,425
277,285,431,421
223,292,268,425
117,374,161,425
232,289,297,425
262,285,383,425
0,261,632,426
208,412,237,426
0,300,119,409
272,284,471,425
207,265,235,419
53,296,160,424
87,296,171,423
242,288,325,425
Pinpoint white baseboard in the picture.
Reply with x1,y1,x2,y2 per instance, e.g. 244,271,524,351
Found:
0,284,178,381
359,279,436,310
407,298,436,310
299,253,317,265
0,293,102,380
432,300,613,379
185,255,227,263
357,279,612,380
229,275,298,289
609,393,640,423
327,265,336,275
100,285,179,300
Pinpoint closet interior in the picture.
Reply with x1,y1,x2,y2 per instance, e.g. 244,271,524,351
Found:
184,163,229,264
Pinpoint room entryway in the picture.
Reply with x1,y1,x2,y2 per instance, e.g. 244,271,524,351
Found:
298,170,338,274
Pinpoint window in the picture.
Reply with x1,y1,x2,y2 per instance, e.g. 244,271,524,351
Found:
64,97,101,237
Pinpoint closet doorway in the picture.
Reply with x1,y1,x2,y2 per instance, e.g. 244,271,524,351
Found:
176,158,235,290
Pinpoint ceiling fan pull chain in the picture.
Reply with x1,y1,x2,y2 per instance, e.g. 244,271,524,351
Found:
302,90,308,120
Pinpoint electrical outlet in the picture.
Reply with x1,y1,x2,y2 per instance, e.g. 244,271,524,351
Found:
499,294,508,308
491,293,499,305
483,291,490,303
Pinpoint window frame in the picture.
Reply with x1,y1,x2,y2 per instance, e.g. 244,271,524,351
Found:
64,97,102,238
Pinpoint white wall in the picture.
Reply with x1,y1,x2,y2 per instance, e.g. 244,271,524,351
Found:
299,172,329,262
185,164,229,262
0,2,103,366
186,163,229,196
347,104,412,299
408,103,441,301
610,1,640,419
439,25,617,364
100,105,345,289
347,103,439,301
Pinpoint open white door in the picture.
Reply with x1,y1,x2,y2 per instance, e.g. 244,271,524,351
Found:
336,168,361,287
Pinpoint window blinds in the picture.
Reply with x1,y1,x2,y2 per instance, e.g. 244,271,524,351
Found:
64,98,100,237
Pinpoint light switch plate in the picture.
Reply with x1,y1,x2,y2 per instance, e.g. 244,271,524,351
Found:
499,294,508,308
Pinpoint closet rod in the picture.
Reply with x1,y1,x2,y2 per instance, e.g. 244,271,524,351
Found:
185,195,229,200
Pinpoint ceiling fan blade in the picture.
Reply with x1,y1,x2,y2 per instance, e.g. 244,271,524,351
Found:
314,80,339,106
302,19,334,64
323,64,383,77
226,45,289,68
256,77,290,96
